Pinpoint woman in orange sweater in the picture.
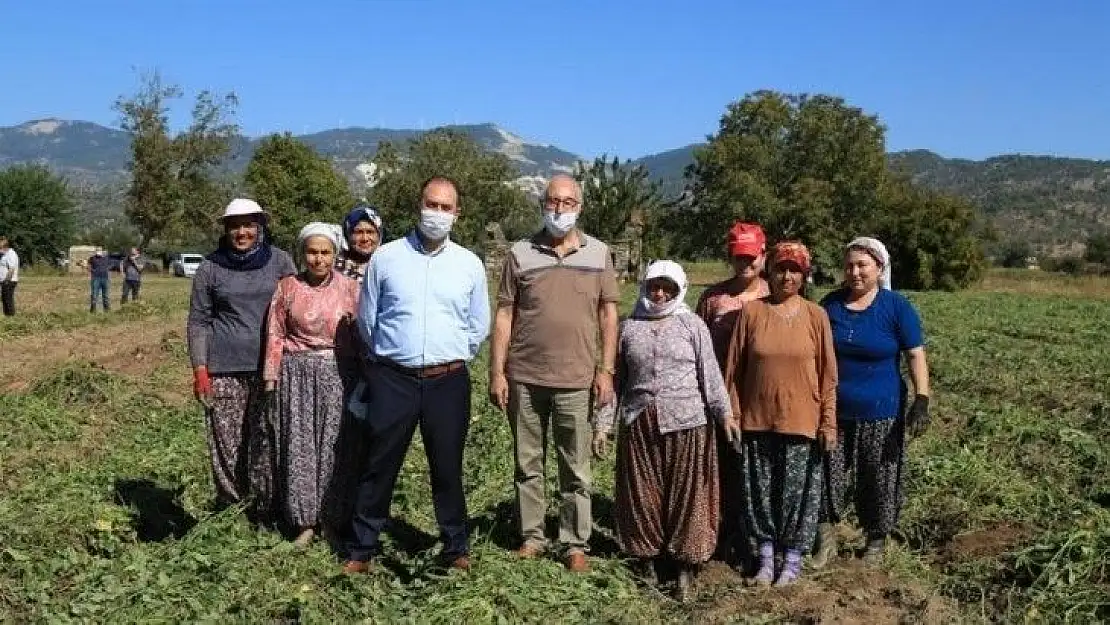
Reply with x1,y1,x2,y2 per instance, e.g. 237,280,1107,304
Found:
723,241,837,586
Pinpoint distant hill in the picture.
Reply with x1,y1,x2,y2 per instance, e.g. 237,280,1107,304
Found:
887,150,1110,253
631,144,698,199
2,118,1109,252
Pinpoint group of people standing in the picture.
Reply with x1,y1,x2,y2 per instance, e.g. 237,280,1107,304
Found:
597,222,931,596
85,247,147,312
184,173,931,598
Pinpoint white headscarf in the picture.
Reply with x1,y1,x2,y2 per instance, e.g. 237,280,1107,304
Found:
847,236,892,290
297,222,342,253
632,259,691,319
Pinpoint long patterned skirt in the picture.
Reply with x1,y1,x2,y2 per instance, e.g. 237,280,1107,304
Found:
821,418,905,538
741,432,823,552
615,406,720,564
275,350,352,529
206,374,273,517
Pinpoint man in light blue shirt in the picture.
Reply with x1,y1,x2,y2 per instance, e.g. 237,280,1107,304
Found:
346,176,490,574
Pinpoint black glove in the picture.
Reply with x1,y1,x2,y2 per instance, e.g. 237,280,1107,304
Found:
906,394,931,438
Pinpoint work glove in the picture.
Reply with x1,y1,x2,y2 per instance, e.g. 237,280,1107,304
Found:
193,366,213,408
906,394,931,438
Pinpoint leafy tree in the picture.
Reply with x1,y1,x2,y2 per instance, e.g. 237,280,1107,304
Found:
367,129,536,249
83,224,141,255
115,72,239,246
0,165,77,265
875,178,985,289
573,155,665,246
998,240,1034,268
1084,232,1110,265
678,91,887,271
676,90,984,289
244,134,354,247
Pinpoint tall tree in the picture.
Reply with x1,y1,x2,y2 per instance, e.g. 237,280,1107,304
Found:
678,90,984,289
367,129,535,248
573,155,665,244
681,91,888,271
244,134,354,247
115,72,239,246
0,165,77,265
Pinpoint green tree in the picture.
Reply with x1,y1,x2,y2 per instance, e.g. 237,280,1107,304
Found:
1084,232,1110,265
244,134,354,247
573,154,665,246
115,72,239,246
875,178,985,289
678,90,984,289
0,165,77,265
998,240,1034,268
367,129,535,249
680,91,887,272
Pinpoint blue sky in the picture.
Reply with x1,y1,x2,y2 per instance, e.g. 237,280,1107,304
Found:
1,0,1107,160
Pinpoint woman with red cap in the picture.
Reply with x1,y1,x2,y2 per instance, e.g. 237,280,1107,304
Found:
695,222,769,565
723,241,837,587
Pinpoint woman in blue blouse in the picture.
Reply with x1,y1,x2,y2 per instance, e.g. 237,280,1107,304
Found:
814,237,931,567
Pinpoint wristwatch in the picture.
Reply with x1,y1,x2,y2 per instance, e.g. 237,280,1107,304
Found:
596,364,615,375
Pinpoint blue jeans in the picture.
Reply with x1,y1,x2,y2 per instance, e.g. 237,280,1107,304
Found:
90,277,110,311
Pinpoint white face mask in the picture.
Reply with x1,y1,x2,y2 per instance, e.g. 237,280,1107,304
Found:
418,209,455,241
543,210,578,237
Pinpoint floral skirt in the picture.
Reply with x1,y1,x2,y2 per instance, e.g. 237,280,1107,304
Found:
615,406,720,563
276,350,354,529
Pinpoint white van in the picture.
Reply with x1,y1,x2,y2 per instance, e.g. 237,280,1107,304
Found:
172,253,205,278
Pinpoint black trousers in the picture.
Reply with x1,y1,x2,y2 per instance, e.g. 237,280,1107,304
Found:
347,363,471,561
121,280,141,303
1,281,14,316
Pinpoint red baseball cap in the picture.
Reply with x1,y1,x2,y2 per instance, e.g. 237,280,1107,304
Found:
727,222,766,257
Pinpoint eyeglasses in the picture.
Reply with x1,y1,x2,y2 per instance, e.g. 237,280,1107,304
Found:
544,196,580,210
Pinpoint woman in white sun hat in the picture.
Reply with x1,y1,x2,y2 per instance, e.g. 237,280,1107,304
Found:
186,198,296,522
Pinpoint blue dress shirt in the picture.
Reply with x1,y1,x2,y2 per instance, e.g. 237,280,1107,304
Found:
358,231,491,367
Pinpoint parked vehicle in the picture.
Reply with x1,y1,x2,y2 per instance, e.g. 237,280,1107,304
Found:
172,253,205,278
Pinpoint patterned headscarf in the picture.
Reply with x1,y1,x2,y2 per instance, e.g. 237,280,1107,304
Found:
771,241,812,274
343,204,384,242
847,236,892,290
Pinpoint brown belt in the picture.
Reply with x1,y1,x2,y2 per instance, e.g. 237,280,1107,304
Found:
381,359,465,379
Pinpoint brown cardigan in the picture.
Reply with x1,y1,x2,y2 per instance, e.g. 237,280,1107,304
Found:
723,297,837,441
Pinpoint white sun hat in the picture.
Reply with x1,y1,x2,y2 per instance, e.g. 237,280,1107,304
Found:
219,198,269,222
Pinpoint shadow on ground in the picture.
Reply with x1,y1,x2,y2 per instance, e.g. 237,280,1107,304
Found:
114,478,197,542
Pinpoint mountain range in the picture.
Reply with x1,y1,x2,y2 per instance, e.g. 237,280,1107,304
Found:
2,118,1108,252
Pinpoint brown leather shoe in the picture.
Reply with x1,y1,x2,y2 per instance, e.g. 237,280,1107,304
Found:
342,559,372,574
449,555,471,571
565,550,589,572
515,542,544,559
